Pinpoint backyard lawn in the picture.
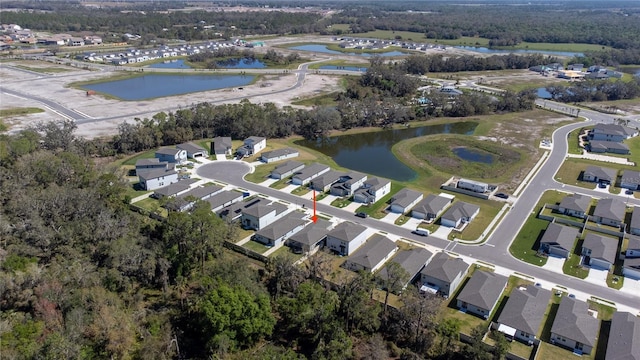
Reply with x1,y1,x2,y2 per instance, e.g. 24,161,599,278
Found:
562,239,589,279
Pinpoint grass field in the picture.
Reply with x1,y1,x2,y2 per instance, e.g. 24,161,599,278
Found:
0,107,45,119
307,59,369,70
562,239,589,279
291,92,340,107
509,190,568,266
14,64,74,73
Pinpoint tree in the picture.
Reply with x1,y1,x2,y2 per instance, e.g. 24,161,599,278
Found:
435,318,461,355
265,254,306,299
337,272,381,335
199,282,275,353
378,261,409,313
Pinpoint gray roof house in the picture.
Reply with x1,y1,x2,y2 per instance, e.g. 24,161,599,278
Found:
326,221,369,256
456,270,508,319
412,194,454,221
378,248,433,289
135,158,170,174
211,136,232,156
217,197,268,221
286,219,333,254
155,147,187,164
252,212,308,247
581,233,618,270
291,163,331,186
588,140,630,155
206,190,244,212
558,193,591,219
270,160,305,180
420,252,469,297
626,235,640,257
550,297,600,355
623,257,640,280
496,285,551,344
144,174,192,194
606,312,640,360
582,166,617,184
621,170,640,191
241,202,289,230
330,172,368,197
389,188,424,214
592,198,626,227
343,234,398,273
590,123,637,142
630,207,640,236
177,142,208,158
165,185,223,212
440,201,480,228
539,222,579,258
261,147,299,163
311,170,345,192
353,177,392,204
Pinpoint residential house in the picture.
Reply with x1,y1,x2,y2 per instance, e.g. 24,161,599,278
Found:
457,178,489,193
206,190,244,213
378,248,433,289
592,198,626,227
260,147,299,163
310,170,345,192
439,86,463,96
155,147,187,164
325,222,368,256
330,172,368,197
558,194,591,219
211,137,232,156
590,123,637,142
456,270,508,319
626,236,640,257
237,136,266,157
135,158,171,174
389,188,424,214
539,222,579,258
151,178,198,198
588,140,630,155
440,201,480,228
411,194,454,221
420,252,469,297
270,161,305,180
621,170,640,191
241,202,289,230
550,297,599,355
623,257,640,280
582,166,617,185
291,163,330,186
177,142,208,158
252,212,308,247
286,219,333,254
496,285,551,345
165,185,223,212
605,312,640,360
138,168,179,191
218,197,267,221
582,233,618,270
353,177,392,204
343,234,398,273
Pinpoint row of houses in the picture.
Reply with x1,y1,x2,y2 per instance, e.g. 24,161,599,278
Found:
583,165,640,190
84,41,240,65
135,142,210,190
586,123,638,155
530,63,624,80
333,36,446,52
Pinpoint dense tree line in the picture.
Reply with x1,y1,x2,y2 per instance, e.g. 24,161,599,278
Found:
546,78,640,103
570,49,640,67
187,48,300,68
401,53,558,74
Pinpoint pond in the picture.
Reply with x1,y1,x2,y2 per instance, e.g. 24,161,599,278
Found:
82,74,255,100
289,44,407,57
537,87,553,99
454,46,583,58
216,58,266,69
296,122,477,182
148,59,191,69
318,65,367,72
452,147,494,164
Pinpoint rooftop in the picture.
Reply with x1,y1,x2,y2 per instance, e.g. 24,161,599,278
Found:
421,252,469,283
456,270,508,311
326,221,367,243
497,285,551,335
551,296,599,347
345,234,397,270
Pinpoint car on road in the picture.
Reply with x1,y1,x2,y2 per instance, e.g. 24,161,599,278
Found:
412,229,430,237
355,212,368,218
495,193,509,199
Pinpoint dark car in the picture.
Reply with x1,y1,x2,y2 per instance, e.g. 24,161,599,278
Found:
598,183,607,188
626,189,634,195
495,193,509,199
355,212,368,218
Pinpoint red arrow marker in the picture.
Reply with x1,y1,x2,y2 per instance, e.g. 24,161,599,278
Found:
312,189,317,223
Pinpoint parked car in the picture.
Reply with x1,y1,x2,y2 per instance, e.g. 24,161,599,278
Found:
598,183,607,189
412,229,430,237
495,193,509,199
626,189,634,195
355,212,368,218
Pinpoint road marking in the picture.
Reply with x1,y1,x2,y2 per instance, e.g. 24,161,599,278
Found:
483,243,495,247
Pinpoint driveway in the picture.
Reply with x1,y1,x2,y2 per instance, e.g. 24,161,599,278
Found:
620,278,640,297
259,178,278,187
380,212,402,224
542,255,565,274
280,184,298,193
584,267,608,286
431,225,453,240
401,217,423,230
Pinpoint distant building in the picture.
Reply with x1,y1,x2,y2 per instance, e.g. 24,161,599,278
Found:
457,179,489,193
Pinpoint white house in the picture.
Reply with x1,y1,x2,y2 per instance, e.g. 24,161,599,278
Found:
155,148,187,164
291,163,330,186
237,136,266,157
620,170,640,191
137,168,179,191
135,158,171,174
353,177,392,204
270,161,305,180
590,123,637,142
325,222,368,256
330,172,368,197
420,252,469,297
177,142,208,158
623,258,640,280
343,234,398,273
456,270,507,319
440,201,480,228
261,147,299,163
389,189,423,214
252,213,308,247
310,171,344,192
457,178,489,193
241,202,289,230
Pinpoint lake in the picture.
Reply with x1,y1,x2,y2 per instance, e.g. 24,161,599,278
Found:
537,87,553,99
148,59,191,69
453,147,494,164
216,58,266,69
297,122,477,181
289,44,407,57
454,46,583,58
82,74,255,100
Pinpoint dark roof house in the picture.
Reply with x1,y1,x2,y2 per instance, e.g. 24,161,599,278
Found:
605,312,640,360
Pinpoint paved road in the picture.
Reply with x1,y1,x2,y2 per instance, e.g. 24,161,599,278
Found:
1,87,90,121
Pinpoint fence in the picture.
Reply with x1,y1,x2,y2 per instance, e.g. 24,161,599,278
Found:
223,241,269,263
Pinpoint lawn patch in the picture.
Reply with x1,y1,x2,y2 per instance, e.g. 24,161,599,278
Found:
562,239,589,279
0,107,45,119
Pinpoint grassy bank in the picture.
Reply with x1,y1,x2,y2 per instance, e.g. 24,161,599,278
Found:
307,59,369,70
0,107,45,119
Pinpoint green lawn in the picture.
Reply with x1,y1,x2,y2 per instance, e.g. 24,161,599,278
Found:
14,64,73,73
121,149,157,166
587,299,616,321
554,158,617,190
509,190,567,266
291,185,310,196
291,92,340,107
536,342,594,360
269,178,290,189
355,182,404,219
134,197,168,218
243,240,271,254
245,163,277,183
562,239,589,279
269,246,304,262
0,107,45,119
330,197,352,209
567,128,585,155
